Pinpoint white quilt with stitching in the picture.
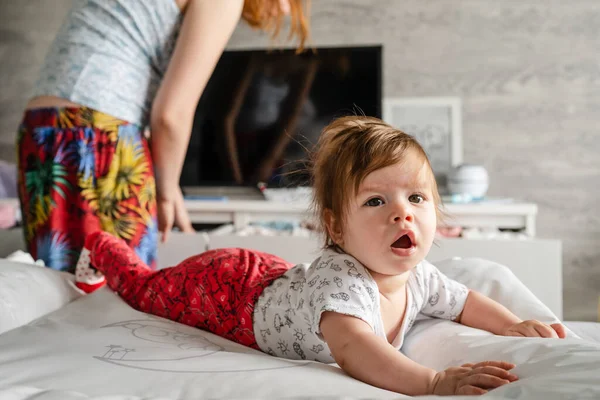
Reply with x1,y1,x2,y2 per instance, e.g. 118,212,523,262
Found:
0,258,599,399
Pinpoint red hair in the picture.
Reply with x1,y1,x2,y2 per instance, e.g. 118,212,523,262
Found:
242,0,311,51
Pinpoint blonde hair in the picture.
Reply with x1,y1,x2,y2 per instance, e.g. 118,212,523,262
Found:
310,116,442,248
242,0,311,52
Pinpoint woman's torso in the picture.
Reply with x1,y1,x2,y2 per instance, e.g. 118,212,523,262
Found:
29,0,187,126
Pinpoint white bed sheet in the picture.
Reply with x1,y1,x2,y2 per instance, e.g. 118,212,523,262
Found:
1,258,599,399
0,288,404,400
565,321,600,344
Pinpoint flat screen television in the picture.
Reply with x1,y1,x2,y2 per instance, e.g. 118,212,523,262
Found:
180,45,382,189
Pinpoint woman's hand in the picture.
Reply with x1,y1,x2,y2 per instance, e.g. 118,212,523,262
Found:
430,361,518,396
157,187,194,242
503,320,566,339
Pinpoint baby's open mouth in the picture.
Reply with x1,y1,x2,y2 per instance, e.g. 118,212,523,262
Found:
391,234,413,249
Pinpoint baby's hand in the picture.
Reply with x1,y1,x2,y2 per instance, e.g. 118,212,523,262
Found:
503,320,566,339
430,361,518,396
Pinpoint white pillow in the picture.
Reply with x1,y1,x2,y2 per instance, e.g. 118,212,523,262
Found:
433,257,566,326
0,253,82,335
403,256,579,369
400,258,600,400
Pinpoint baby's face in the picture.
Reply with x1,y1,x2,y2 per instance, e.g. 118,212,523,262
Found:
338,154,437,278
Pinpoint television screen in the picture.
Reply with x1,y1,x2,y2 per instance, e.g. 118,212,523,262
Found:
180,46,382,189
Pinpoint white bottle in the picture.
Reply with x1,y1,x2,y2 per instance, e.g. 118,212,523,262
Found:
447,164,489,199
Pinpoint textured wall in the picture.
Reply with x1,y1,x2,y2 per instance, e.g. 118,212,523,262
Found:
0,0,74,161
1,0,598,320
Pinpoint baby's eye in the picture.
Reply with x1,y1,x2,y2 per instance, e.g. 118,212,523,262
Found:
364,197,384,207
409,194,425,204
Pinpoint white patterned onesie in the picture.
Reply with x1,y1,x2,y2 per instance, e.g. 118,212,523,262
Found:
252,248,470,363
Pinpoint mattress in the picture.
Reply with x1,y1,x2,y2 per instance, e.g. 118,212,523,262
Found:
1,257,599,399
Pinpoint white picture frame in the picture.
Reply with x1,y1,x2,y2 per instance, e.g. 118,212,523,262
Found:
382,97,463,192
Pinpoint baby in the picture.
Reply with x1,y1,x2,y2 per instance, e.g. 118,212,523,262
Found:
75,116,566,396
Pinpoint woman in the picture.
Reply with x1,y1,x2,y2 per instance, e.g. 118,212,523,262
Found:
17,0,310,271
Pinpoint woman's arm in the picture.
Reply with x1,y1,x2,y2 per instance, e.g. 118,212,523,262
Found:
150,0,244,199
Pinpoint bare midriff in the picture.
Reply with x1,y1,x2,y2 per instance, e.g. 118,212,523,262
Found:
26,95,84,110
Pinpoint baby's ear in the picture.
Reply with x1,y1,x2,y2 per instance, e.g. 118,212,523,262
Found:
324,209,343,245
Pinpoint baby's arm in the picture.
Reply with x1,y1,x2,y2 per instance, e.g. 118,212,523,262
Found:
321,311,435,395
320,311,516,396
419,261,566,339
458,291,566,338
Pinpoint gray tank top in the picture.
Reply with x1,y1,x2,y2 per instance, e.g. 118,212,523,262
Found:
34,0,183,126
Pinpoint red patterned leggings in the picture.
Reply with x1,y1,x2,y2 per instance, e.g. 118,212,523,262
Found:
87,232,294,349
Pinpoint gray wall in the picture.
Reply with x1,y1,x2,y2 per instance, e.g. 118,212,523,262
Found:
1,0,599,321
0,0,75,160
